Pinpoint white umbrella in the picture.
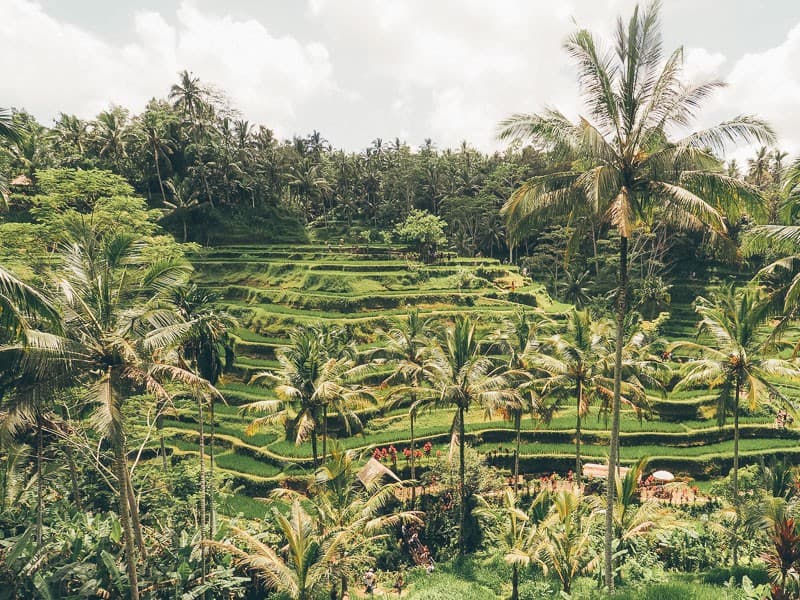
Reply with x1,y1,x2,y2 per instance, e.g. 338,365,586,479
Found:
652,470,675,482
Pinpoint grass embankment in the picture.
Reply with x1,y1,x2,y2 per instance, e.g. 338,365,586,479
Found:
175,243,800,487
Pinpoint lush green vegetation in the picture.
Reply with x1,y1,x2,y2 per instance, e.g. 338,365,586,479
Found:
4,2,800,599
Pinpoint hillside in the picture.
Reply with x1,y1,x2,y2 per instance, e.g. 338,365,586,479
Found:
149,242,800,511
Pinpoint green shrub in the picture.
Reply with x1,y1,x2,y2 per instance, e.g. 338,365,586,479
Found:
517,579,558,600
703,565,769,586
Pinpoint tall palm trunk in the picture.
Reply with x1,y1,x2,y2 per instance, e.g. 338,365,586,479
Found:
125,442,146,559
114,437,139,600
64,443,82,511
311,429,319,467
605,234,628,591
575,380,583,485
36,411,43,550
511,563,519,600
209,396,216,534
152,142,167,204
322,404,328,463
157,397,168,474
198,386,207,586
513,411,521,492
458,405,467,552
410,403,416,505
732,374,741,566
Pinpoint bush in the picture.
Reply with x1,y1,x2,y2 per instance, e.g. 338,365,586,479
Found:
517,579,558,600
656,525,725,572
703,565,769,586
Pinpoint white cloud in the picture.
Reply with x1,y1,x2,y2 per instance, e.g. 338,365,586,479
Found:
306,0,638,148
682,48,727,84
0,0,797,158
723,22,800,155
676,24,800,164
0,0,336,136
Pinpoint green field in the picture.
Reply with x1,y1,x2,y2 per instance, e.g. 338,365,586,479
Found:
148,241,800,504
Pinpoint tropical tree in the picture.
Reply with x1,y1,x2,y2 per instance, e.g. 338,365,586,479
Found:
139,104,177,203
380,309,438,504
0,267,66,549
498,2,771,585
54,228,211,600
94,106,132,173
0,106,20,204
748,146,771,188
162,177,207,242
525,311,613,483
426,315,521,550
173,284,236,582
672,285,800,565
275,445,421,598
0,266,61,343
477,488,545,600
208,500,343,600
243,326,373,466
51,113,90,167
611,457,676,578
489,309,554,489
538,489,602,594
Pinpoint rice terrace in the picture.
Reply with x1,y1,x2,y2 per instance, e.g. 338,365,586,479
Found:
2,1,800,598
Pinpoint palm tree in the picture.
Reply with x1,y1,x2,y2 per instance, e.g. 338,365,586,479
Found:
55,228,212,600
163,177,206,242
94,106,132,172
0,106,20,204
671,285,800,565
243,326,373,466
477,488,546,600
169,70,215,206
560,270,592,308
489,310,553,490
139,106,176,204
611,456,675,582
772,150,790,186
0,107,19,143
51,113,89,166
748,146,771,188
1,118,48,183
538,489,602,594
287,158,332,222
207,500,343,600
276,445,421,598
526,311,613,483
380,309,437,504
0,268,66,549
0,266,61,343
173,284,235,581
426,315,521,551
169,70,211,127
498,3,771,586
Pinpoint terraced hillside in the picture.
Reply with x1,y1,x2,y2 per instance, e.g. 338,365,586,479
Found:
158,243,800,508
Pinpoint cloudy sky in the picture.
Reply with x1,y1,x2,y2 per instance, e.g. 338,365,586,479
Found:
2,0,799,158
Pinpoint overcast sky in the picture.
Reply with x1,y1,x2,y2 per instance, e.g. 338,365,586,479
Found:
2,0,799,160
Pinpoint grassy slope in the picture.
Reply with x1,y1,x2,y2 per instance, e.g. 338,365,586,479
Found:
161,242,800,497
